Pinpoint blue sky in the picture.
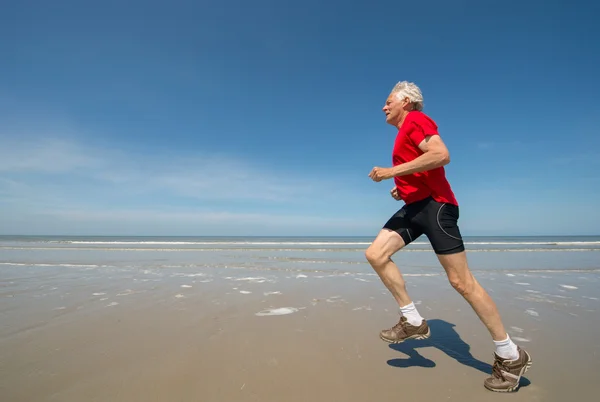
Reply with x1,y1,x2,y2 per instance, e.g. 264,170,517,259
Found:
1,0,599,236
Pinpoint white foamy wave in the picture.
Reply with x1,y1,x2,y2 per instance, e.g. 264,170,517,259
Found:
49,240,373,246
255,307,299,316
226,276,271,284
0,262,106,268
467,241,600,245
4,245,599,253
40,239,600,246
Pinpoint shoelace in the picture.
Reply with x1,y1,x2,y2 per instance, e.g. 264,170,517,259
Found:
491,358,509,380
391,317,408,334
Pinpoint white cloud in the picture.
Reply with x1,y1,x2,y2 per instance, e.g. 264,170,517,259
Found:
551,153,600,166
0,136,331,203
0,205,376,236
0,133,380,235
0,137,102,173
476,142,494,149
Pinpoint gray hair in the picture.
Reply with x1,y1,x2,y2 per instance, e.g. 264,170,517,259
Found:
391,81,424,111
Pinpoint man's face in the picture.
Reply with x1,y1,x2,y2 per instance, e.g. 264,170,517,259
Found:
382,93,409,127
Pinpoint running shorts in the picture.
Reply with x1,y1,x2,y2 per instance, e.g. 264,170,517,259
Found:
382,196,465,255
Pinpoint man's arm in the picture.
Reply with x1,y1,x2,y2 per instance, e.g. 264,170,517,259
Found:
369,134,451,182
390,135,450,177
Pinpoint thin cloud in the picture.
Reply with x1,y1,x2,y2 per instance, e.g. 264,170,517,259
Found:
1,204,375,236
0,136,329,204
551,153,600,166
0,137,102,173
0,133,372,234
476,142,494,149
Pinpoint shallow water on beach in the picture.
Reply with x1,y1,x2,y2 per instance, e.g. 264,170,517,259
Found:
1,235,599,276
2,235,599,327
2,235,599,401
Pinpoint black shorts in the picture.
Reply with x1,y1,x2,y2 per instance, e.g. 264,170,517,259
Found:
382,196,465,255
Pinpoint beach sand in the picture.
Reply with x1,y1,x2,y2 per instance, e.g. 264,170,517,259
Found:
1,266,599,401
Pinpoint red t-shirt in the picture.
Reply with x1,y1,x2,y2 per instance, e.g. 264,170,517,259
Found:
392,111,458,206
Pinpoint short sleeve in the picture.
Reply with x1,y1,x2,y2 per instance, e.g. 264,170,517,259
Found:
407,113,439,146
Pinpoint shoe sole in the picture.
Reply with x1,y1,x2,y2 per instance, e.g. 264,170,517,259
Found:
379,327,431,344
484,351,533,393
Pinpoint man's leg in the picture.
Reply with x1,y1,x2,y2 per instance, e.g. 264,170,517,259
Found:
437,250,532,392
425,201,532,392
365,229,411,307
437,251,508,341
365,228,430,343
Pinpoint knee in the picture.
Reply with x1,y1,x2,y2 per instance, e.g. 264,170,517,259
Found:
449,274,476,297
365,246,389,268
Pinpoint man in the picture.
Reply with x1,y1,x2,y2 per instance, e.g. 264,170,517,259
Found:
366,81,532,392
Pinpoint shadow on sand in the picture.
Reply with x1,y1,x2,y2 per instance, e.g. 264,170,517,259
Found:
387,319,530,388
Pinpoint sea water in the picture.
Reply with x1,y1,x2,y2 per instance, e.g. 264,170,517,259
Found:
2,235,599,338
1,235,598,276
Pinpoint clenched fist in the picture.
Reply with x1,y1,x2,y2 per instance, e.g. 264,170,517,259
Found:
390,186,401,200
368,166,394,182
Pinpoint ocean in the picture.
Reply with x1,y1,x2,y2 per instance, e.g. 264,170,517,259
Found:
1,235,599,277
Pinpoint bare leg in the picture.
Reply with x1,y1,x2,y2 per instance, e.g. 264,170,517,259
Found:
437,251,507,341
365,229,412,307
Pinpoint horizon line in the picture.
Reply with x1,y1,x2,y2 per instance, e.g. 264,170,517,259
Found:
1,233,599,238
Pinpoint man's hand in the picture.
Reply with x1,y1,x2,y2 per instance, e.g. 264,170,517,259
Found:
368,166,394,182
390,186,401,200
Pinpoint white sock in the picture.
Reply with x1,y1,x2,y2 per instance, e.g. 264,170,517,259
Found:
399,302,424,326
494,335,519,360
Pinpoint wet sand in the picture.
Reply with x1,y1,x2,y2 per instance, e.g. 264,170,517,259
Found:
1,266,599,401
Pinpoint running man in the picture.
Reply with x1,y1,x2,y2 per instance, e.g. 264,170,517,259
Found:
366,81,532,392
